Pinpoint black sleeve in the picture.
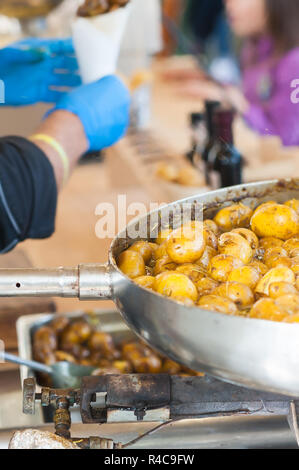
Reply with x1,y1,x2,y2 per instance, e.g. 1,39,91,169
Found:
0,136,57,253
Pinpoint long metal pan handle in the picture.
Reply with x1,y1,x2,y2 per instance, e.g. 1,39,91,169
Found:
2,352,52,375
0,263,113,300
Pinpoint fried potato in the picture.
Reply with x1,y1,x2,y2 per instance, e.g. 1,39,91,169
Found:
117,250,146,279
208,254,243,282
214,203,253,231
255,267,295,296
166,221,206,264
154,271,198,302
198,295,238,315
251,203,299,240
218,232,253,264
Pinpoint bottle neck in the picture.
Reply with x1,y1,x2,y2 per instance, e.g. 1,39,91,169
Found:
214,110,234,146
205,101,220,139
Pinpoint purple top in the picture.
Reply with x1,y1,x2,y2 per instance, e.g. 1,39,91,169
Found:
242,37,299,146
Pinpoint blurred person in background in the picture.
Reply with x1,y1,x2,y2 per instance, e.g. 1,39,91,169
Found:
168,0,299,147
184,0,239,83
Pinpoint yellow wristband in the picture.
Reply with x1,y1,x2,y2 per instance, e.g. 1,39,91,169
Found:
30,133,70,186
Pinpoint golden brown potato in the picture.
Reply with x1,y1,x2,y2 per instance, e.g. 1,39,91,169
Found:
249,298,286,321
254,201,277,211
122,342,144,357
176,264,206,283
204,219,220,235
195,277,219,297
284,314,299,323
198,295,238,315
117,250,146,279
156,228,172,245
268,282,297,299
248,260,268,276
259,237,284,251
134,276,155,290
147,242,159,261
154,271,198,302
33,326,57,351
155,241,168,260
290,256,299,276
50,316,69,335
284,199,299,215
88,331,119,360
251,203,299,240
132,355,162,374
153,256,177,276
289,248,299,258
231,228,259,250
218,232,253,264
177,166,204,187
213,203,253,231
71,345,90,361
274,294,299,316
203,227,218,250
195,246,217,270
214,282,254,308
122,342,162,373
162,359,182,374
263,247,288,265
228,266,261,289
55,351,76,363
263,246,292,269
59,320,92,352
128,241,155,264
33,347,56,366
112,360,133,374
208,254,243,282
255,267,295,296
156,162,179,183
283,237,299,255
166,221,206,264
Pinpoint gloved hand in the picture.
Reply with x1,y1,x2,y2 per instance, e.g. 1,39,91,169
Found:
49,75,131,151
0,38,82,106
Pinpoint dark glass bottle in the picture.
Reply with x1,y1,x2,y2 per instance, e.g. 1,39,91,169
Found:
201,101,220,185
213,109,243,188
186,112,205,166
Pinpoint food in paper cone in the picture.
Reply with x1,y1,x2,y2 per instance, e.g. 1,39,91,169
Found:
77,0,130,17
72,0,131,83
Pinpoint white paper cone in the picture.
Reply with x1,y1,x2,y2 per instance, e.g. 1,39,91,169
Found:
72,4,131,84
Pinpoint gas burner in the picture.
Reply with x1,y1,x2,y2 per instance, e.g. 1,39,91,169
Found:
23,374,299,449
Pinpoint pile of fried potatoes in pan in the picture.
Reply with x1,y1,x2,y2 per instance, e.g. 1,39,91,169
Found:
118,199,299,323
33,315,202,385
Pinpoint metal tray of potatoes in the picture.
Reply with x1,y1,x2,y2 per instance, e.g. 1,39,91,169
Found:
16,309,135,389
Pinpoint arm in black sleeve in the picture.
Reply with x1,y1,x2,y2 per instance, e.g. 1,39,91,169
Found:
0,136,57,253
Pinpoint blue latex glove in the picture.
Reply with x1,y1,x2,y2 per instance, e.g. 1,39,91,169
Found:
0,38,82,106
49,75,131,152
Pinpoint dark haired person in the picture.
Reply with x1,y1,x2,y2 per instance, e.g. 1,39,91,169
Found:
175,0,299,146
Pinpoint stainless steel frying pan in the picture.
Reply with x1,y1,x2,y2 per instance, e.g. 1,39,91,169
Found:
0,179,299,396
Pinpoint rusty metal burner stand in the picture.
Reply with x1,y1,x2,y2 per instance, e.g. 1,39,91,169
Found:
23,374,299,448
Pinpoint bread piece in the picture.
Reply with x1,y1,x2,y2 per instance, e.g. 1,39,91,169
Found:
9,429,79,449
